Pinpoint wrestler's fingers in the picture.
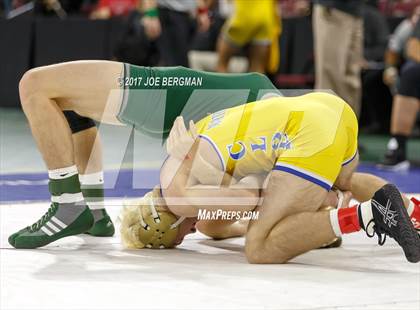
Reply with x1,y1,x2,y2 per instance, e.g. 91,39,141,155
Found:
166,131,174,154
175,117,184,138
168,121,176,140
189,120,198,139
169,119,177,139
334,189,353,209
167,120,179,152
174,118,184,140
341,191,353,208
335,189,344,209
178,116,188,136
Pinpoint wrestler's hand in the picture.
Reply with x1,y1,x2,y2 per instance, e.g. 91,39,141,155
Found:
321,190,352,209
167,117,198,160
173,217,197,245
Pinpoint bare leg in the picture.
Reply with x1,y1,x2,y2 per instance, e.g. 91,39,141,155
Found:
19,60,123,169
335,156,412,215
350,172,410,208
248,44,269,73
20,94,74,169
216,37,239,73
379,95,419,167
245,170,419,264
245,152,360,263
334,153,359,191
9,61,123,248
70,127,115,236
245,171,328,263
390,95,420,135
259,210,336,261
332,153,410,207
72,127,103,175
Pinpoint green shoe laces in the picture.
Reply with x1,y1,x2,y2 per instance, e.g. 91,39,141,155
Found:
28,203,59,232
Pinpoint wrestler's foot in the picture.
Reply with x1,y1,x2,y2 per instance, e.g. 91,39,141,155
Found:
80,175,114,237
8,204,94,249
85,210,115,237
364,184,420,263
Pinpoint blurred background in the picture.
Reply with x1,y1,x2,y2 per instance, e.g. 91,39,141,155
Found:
0,0,419,170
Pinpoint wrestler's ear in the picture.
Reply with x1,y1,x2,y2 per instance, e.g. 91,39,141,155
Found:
189,120,198,139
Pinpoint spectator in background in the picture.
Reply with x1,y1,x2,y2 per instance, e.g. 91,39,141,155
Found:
362,1,389,65
360,0,390,133
188,0,250,72
90,0,138,19
6,0,97,17
312,0,363,117
216,0,281,74
113,4,160,66
379,0,420,17
382,6,420,90
279,0,311,17
33,0,86,17
141,0,211,67
379,19,420,170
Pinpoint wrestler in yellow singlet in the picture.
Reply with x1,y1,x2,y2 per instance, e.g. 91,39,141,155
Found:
223,0,278,46
196,92,358,190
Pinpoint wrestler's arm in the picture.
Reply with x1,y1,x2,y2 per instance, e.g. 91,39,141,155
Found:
196,219,249,240
163,116,264,216
162,156,257,239
187,154,263,238
162,157,264,217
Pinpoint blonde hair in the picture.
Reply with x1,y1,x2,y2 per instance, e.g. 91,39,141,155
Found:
120,197,149,249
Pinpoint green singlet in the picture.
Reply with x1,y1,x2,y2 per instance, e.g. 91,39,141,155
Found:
117,64,280,139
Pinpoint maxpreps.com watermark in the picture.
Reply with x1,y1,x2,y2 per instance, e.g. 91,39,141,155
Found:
198,209,259,221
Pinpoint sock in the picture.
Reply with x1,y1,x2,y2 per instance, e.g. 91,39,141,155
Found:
80,172,106,222
46,165,86,235
408,197,420,230
329,202,374,237
388,135,407,156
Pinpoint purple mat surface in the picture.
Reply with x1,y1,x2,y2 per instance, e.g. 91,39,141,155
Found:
1,164,419,202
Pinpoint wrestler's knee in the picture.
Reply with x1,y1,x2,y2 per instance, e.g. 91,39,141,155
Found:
19,69,39,99
245,235,289,264
19,69,46,109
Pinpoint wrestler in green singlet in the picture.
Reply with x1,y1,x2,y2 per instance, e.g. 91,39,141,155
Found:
118,64,280,138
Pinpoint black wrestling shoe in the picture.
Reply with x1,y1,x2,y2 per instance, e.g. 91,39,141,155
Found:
377,149,410,172
364,184,420,263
